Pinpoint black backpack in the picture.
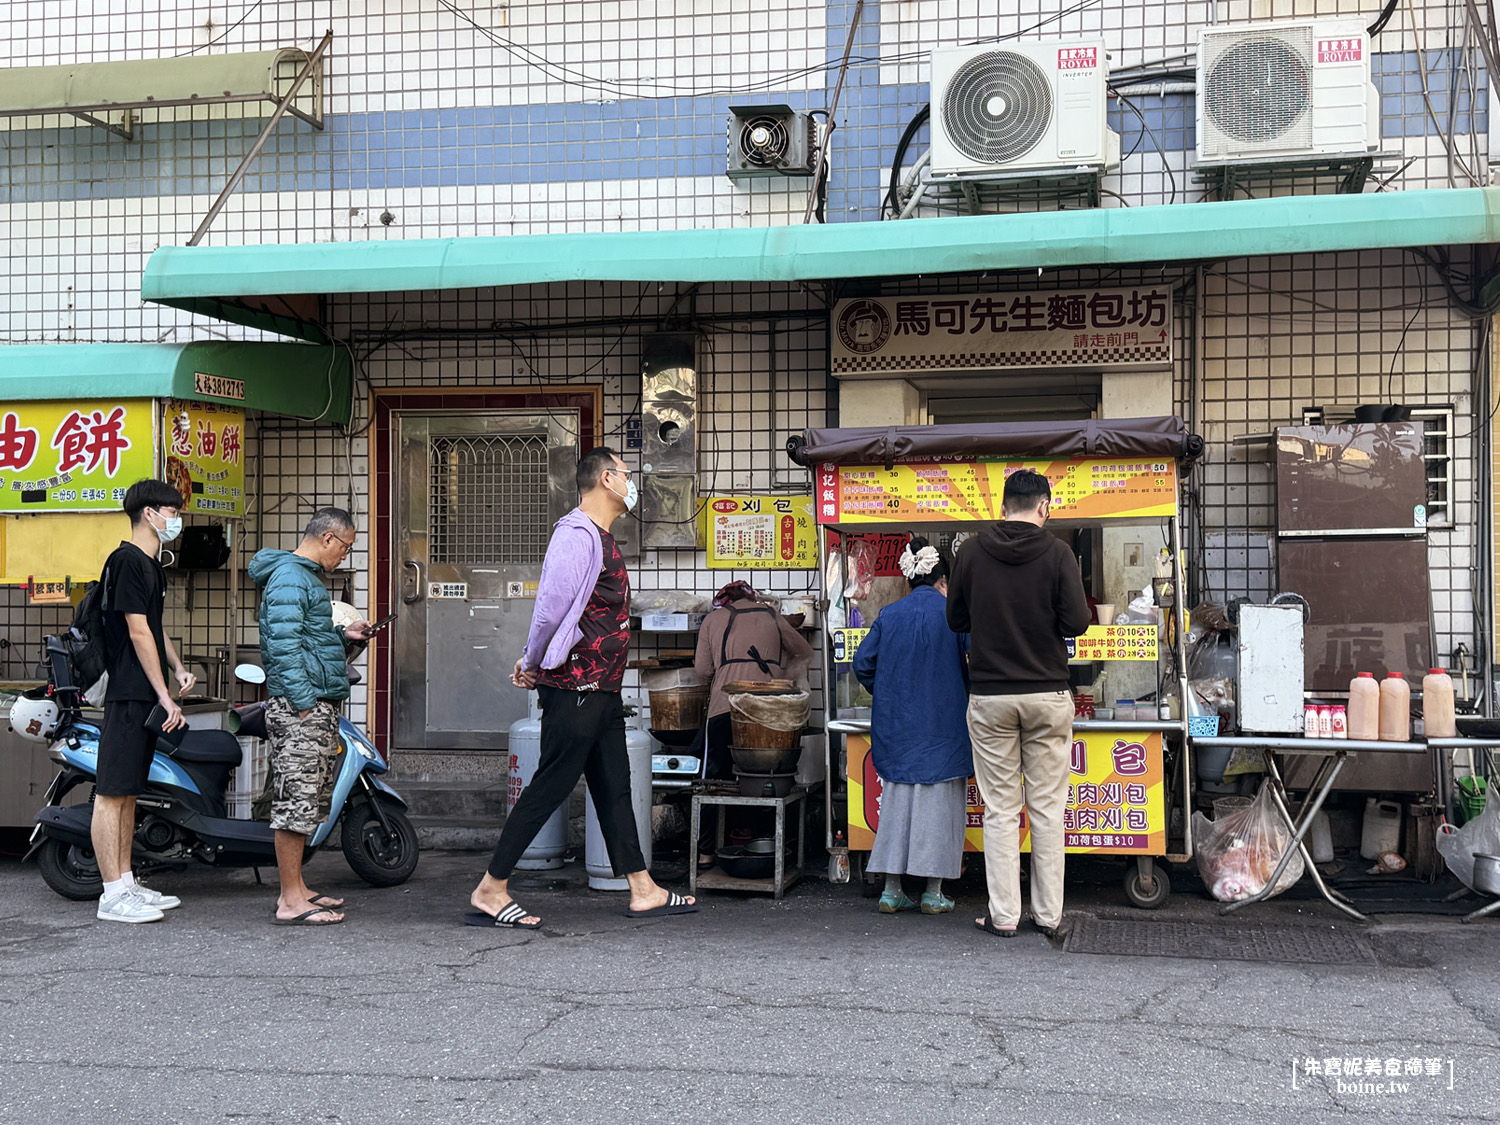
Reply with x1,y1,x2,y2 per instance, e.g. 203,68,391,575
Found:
54,562,113,697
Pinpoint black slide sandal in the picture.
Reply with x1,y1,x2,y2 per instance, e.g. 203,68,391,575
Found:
975,915,1018,938
463,902,543,929
625,891,698,918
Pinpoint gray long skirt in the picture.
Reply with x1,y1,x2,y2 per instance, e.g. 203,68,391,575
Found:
867,778,966,879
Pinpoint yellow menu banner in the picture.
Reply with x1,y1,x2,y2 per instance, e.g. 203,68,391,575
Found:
815,457,1177,524
163,399,245,517
704,494,817,569
847,730,1166,856
0,399,156,512
1068,624,1159,662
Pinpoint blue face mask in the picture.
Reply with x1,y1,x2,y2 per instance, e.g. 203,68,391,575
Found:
150,509,182,543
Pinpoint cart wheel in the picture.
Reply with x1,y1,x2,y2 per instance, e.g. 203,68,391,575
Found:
1123,861,1172,909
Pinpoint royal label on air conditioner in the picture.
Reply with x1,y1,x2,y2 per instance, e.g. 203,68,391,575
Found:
829,287,1173,377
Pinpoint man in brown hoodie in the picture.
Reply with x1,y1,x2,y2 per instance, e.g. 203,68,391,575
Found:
947,469,1091,938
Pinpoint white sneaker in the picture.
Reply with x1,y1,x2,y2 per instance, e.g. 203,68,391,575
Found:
96,887,164,924
131,881,181,911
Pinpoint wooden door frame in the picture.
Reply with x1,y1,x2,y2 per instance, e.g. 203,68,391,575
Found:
367,386,603,754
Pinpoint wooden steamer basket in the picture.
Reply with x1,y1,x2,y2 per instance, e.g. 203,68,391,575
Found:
648,686,710,731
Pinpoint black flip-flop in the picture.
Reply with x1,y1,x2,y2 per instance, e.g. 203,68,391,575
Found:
974,915,1018,938
625,891,698,918
272,907,343,926
463,903,542,929
270,895,344,916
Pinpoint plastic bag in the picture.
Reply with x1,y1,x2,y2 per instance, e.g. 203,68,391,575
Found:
727,689,811,731
1123,586,1160,625
1193,782,1305,902
843,538,876,602
1436,798,1500,890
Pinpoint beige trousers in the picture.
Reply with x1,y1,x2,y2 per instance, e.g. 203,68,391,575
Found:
967,691,1074,929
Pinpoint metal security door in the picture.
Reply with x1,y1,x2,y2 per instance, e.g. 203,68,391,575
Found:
393,411,578,749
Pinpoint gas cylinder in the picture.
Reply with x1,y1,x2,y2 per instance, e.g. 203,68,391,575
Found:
508,693,565,870
585,718,656,890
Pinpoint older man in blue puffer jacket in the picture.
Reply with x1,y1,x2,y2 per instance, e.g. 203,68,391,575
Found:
248,507,370,926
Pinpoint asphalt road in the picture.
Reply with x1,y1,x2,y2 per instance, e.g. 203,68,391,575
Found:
0,846,1496,1124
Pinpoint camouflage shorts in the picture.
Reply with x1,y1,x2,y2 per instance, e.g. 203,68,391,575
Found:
264,697,341,836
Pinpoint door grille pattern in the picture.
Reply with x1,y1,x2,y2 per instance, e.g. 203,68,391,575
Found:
429,433,550,564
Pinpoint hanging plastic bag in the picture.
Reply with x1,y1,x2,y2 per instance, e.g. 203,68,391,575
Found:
1192,782,1305,902
1436,798,1500,890
843,537,876,602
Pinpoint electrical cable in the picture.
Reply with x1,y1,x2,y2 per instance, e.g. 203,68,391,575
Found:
174,0,264,57
1110,90,1177,204
883,105,930,219
1368,0,1400,37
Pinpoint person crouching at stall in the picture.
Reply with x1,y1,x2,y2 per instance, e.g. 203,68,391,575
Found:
852,539,972,915
691,579,813,868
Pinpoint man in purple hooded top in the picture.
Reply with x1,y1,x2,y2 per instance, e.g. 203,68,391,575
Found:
466,446,696,929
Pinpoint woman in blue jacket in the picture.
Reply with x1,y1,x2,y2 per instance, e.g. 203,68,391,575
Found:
852,538,972,915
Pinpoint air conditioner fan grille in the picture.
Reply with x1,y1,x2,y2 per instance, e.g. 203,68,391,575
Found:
1205,36,1313,143
738,115,792,167
941,50,1053,165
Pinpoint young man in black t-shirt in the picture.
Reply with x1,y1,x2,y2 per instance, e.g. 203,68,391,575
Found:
90,479,197,924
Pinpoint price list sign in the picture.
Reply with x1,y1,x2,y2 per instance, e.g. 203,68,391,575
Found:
705,495,817,569
1068,624,1159,663
815,457,1177,524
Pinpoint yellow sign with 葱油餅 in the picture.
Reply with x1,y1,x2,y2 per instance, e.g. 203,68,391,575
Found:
704,494,816,569
0,399,156,512
846,730,1165,855
814,457,1177,524
163,399,245,518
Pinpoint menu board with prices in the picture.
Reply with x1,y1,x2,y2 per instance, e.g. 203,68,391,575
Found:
705,495,817,569
0,399,156,512
815,457,1177,525
1068,624,1159,662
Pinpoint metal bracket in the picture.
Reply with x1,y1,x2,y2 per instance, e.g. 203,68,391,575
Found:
188,29,334,247
69,108,133,140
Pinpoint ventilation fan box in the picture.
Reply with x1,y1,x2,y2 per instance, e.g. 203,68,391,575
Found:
1197,19,1380,163
929,38,1118,177
726,104,816,179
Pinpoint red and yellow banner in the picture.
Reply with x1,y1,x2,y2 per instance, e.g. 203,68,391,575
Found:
815,457,1177,524
846,730,1165,855
0,399,156,512
163,399,245,517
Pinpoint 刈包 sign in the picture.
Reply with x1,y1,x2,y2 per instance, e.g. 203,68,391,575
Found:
704,494,817,569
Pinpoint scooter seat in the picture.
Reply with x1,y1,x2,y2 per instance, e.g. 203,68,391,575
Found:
169,729,244,765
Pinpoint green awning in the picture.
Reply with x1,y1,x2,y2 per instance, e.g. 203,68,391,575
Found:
0,342,352,424
142,187,1500,342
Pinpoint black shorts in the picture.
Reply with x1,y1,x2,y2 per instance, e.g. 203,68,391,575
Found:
97,699,157,797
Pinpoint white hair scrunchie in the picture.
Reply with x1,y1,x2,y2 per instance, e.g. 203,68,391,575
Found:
898,544,940,580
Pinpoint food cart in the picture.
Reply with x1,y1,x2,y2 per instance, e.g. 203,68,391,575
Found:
789,417,1204,907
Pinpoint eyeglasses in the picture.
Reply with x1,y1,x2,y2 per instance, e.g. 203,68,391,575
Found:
328,533,355,555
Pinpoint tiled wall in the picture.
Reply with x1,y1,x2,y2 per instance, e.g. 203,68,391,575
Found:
0,1,1492,727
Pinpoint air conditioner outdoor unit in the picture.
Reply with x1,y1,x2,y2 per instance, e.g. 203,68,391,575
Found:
929,38,1119,178
1197,19,1381,163
726,104,817,178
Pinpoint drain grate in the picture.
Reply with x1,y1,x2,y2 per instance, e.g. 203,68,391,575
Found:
1063,916,1377,965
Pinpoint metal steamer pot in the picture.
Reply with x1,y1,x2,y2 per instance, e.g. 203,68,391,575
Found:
1473,853,1500,898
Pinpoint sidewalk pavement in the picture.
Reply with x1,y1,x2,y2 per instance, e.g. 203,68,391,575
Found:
0,846,1495,1124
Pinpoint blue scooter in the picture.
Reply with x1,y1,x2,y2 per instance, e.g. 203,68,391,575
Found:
21,638,418,900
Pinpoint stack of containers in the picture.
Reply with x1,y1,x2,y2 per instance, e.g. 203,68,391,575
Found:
228,736,269,819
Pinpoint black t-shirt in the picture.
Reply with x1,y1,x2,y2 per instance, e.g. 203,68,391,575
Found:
538,528,631,693
101,542,168,702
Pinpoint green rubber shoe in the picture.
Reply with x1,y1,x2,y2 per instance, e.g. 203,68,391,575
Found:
920,892,955,915
878,891,918,913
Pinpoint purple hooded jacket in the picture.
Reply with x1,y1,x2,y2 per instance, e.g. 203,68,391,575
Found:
520,508,612,673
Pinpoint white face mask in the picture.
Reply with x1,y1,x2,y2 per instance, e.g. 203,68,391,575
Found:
150,509,183,544
610,471,638,513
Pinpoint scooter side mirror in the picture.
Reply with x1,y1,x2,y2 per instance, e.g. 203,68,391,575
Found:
234,663,267,685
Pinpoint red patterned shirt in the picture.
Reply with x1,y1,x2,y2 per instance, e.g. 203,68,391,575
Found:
537,528,631,692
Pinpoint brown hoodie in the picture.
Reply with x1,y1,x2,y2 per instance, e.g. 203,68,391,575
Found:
946,521,1091,694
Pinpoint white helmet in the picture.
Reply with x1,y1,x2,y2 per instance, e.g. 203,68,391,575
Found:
330,600,361,630
10,694,59,743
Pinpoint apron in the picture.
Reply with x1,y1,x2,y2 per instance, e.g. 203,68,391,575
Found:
692,603,786,779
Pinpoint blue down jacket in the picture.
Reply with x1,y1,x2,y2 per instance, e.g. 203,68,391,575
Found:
247,549,349,711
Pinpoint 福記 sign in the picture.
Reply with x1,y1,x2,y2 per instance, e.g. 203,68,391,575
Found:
830,286,1173,377
704,494,817,569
